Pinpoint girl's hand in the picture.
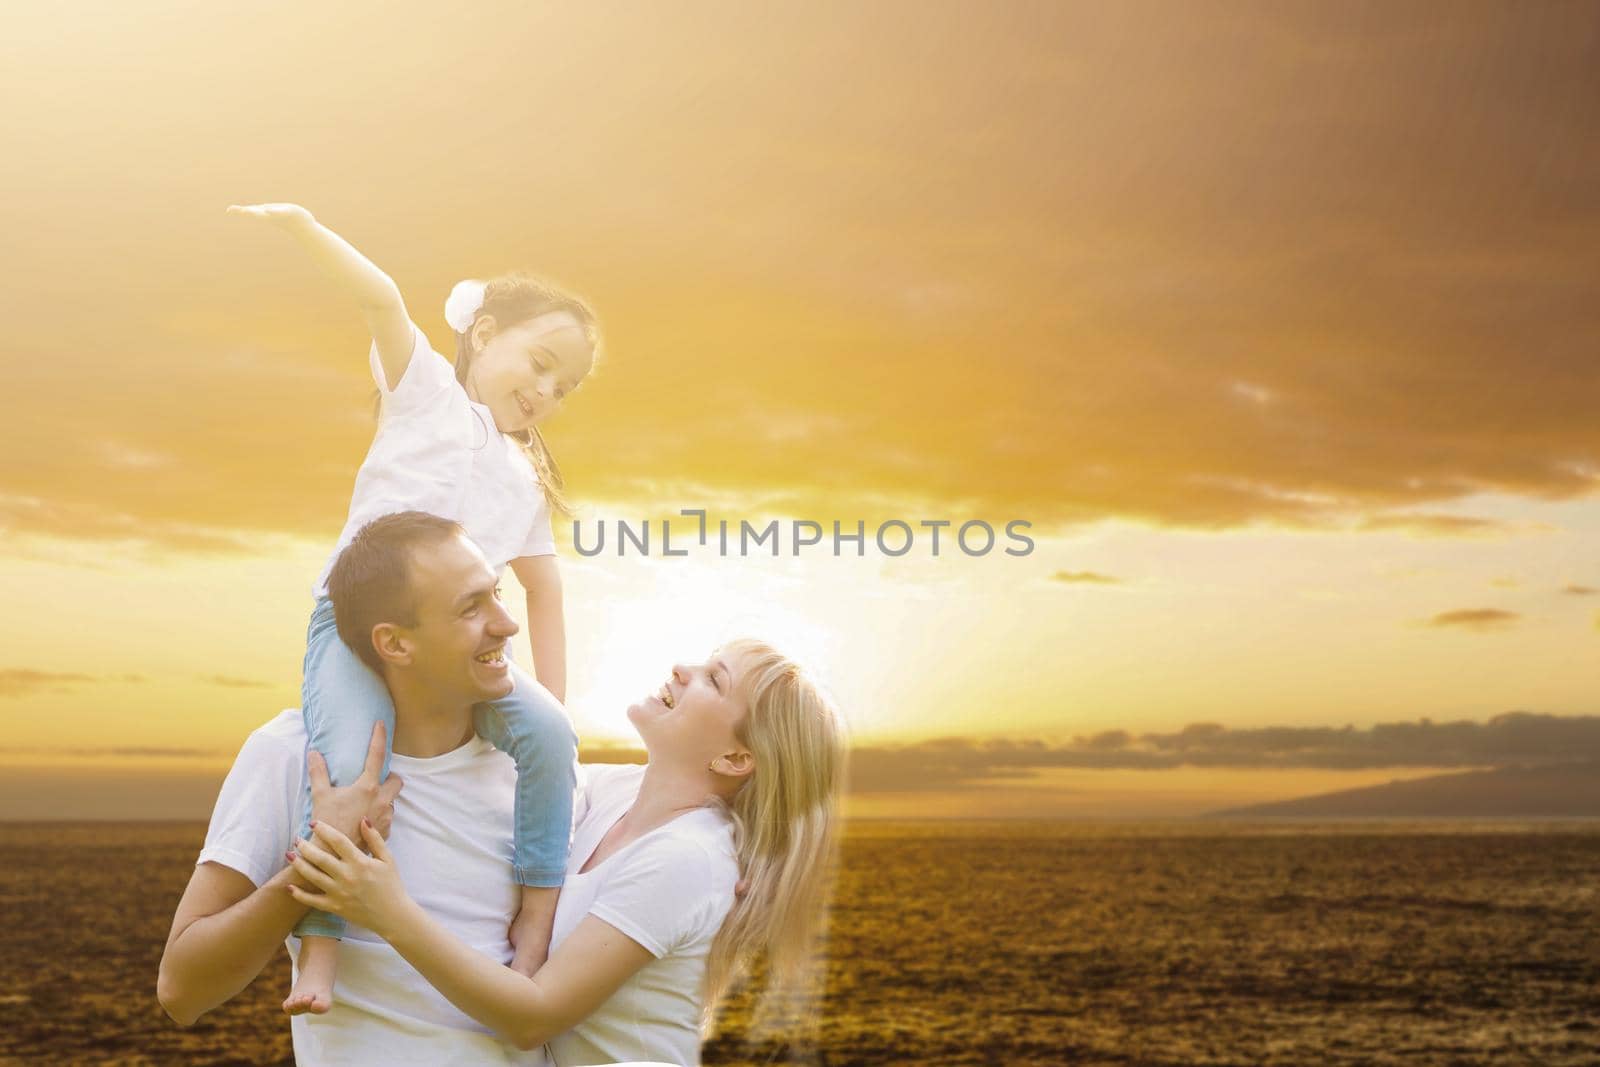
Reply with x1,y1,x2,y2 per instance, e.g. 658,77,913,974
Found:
285,819,410,937
226,202,314,229
308,723,403,845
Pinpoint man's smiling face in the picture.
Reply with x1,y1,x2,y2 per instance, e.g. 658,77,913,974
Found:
397,533,520,706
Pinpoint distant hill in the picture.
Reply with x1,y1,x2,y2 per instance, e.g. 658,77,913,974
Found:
1204,761,1600,818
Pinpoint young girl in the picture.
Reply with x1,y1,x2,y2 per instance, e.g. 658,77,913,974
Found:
226,202,599,1016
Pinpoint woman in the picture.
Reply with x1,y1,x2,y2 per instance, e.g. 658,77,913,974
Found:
286,638,847,1065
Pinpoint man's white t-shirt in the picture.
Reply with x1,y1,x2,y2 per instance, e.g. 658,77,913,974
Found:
198,710,548,1066
311,321,555,598
545,764,739,1067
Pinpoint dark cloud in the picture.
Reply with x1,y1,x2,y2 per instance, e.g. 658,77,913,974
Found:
198,674,275,689
578,746,647,766
12,711,1600,792
2,6,1600,552
1357,514,1521,538
1564,584,1597,596
1132,712,1600,770
847,711,1600,790
0,669,144,699
1425,608,1521,631
0,744,223,759
0,670,94,698
1083,729,1133,750
1051,571,1123,585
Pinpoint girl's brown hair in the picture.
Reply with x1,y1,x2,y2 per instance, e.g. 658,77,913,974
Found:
452,272,601,517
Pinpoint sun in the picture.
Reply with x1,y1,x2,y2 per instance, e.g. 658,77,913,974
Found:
543,551,840,744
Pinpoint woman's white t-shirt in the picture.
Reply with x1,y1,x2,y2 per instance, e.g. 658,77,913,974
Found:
312,321,555,597
546,764,740,1067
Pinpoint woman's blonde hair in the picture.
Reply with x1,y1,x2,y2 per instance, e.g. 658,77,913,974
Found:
702,638,848,1041
452,271,601,517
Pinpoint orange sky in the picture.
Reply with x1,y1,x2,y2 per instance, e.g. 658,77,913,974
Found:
2,2,1598,818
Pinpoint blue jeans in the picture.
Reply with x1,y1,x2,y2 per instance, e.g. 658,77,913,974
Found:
293,596,577,939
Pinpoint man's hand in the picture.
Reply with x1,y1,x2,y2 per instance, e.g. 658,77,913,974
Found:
308,722,403,846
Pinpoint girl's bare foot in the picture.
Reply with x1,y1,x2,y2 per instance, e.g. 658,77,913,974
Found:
283,934,338,1016
282,987,331,1016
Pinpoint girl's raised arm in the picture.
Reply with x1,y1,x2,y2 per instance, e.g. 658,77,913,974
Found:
227,203,415,387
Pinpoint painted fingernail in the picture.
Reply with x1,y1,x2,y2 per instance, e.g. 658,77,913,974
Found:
362,817,372,827
309,820,318,828
286,850,297,862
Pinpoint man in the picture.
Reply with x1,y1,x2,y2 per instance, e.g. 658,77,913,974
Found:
157,511,574,1065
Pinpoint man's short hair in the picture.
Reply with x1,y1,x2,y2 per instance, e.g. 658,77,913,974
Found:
325,511,466,674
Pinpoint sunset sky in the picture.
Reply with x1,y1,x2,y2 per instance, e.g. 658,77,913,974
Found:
2,2,1598,819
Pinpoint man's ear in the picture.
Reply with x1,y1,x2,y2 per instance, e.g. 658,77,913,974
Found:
371,623,414,668
711,748,755,781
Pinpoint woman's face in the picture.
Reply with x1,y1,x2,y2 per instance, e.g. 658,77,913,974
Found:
628,651,752,773
465,310,594,433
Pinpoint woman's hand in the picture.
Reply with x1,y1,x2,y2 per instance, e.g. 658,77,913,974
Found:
286,819,412,937
227,202,314,229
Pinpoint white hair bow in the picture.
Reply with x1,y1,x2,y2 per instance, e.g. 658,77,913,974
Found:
444,279,488,335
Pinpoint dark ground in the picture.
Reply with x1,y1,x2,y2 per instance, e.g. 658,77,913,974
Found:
4,819,1600,1066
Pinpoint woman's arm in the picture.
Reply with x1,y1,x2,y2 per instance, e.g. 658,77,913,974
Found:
226,203,415,387
387,901,648,1050
288,821,651,1050
510,554,566,703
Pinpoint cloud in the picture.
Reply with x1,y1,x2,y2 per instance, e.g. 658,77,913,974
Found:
98,441,175,471
1135,712,1600,771
2,5,1599,554
198,674,275,689
13,710,1600,787
847,711,1600,790
0,494,266,557
1050,571,1123,585
1424,608,1521,631
13,742,633,764
0,669,145,699
1564,584,1597,596
1357,514,1525,539
1083,729,1133,750
1229,381,1276,406
0,745,225,759
578,746,646,766
0,670,94,698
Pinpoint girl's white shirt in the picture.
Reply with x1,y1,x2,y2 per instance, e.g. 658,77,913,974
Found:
312,322,555,598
